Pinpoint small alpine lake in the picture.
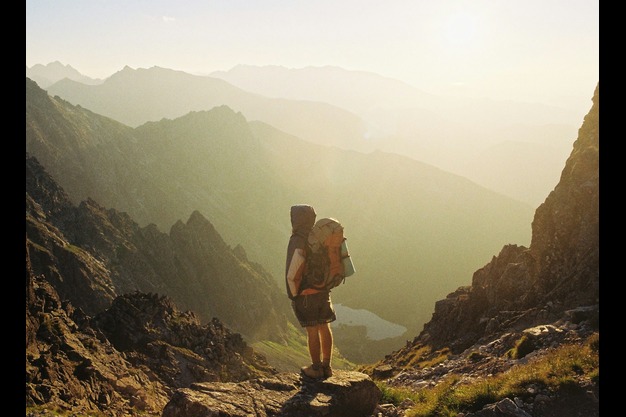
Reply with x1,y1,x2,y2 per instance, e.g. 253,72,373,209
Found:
332,303,407,340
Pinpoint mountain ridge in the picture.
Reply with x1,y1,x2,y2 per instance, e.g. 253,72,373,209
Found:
211,64,580,207
33,61,579,205
44,66,369,151
26,61,103,88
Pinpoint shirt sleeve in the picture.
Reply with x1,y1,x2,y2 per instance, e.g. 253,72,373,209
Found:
286,247,306,297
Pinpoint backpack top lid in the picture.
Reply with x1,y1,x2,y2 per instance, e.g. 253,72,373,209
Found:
308,218,344,251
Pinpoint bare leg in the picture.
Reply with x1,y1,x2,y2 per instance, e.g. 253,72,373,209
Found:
305,325,321,364
319,322,333,365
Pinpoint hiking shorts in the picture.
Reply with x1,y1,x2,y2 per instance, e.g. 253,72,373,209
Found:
291,291,336,327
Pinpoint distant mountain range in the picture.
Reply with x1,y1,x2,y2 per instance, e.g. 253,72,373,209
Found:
28,62,579,206
214,64,583,207
26,61,103,88
26,77,533,349
40,65,368,152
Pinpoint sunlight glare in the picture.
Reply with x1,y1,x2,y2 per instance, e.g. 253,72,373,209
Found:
443,12,479,49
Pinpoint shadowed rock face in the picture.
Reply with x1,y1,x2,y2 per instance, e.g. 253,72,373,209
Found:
162,371,381,417
26,244,170,416
93,292,277,386
529,83,599,308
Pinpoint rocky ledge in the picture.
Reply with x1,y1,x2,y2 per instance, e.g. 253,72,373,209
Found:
162,370,381,417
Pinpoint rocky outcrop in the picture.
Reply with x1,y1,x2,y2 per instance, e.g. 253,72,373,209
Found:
26,244,170,416
93,292,276,387
412,83,599,353
26,239,277,415
162,371,381,417
372,318,598,417
529,83,599,308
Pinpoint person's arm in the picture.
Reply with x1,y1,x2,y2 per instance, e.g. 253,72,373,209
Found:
286,247,306,297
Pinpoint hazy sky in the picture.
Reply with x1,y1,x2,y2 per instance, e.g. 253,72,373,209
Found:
26,0,598,111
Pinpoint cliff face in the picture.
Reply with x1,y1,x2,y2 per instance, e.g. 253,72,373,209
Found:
529,82,599,307
371,83,598,360
415,84,599,353
357,84,599,417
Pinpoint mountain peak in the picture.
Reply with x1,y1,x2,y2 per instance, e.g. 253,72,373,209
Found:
114,65,136,76
186,209,214,229
28,60,73,71
27,61,102,88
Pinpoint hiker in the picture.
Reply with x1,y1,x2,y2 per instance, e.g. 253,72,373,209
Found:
285,204,336,379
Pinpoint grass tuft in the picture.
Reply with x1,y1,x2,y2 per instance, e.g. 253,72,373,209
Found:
506,334,535,359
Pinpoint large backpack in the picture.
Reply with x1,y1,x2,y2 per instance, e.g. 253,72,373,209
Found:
302,217,355,291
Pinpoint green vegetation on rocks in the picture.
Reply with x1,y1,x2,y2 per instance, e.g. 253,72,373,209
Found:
376,333,599,417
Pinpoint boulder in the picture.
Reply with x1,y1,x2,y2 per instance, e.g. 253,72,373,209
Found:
162,371,381,417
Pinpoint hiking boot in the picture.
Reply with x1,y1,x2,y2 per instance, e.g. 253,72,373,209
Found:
322,364,333,378
301,363,324,379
